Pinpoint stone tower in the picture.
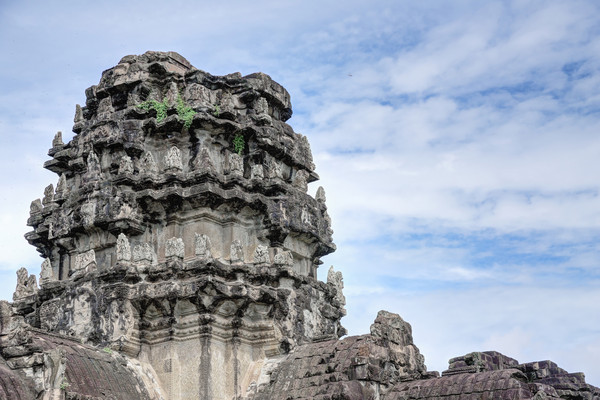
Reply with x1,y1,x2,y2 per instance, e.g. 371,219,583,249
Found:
21,51,345,400
5,51,598,400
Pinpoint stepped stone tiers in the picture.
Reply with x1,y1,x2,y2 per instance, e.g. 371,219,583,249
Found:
0,52,598,400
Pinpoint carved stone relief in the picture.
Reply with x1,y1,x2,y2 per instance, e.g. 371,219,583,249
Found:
274,249,294,266
164,146,183,171
55,174,68,199
292,169,309,192
251,164,264,180
73,249,96,273
133,243,157,265
165,237,185,258
194,147,215,173
253,244,270,264
227,153,244,177
116,233,132,261
230,239,244,263
40,258,54,284
80,201,97,227
139,151,158,176
119,155,134,175
195,233,212,259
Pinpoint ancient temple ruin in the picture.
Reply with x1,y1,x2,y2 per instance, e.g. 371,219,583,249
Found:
1,52,598,400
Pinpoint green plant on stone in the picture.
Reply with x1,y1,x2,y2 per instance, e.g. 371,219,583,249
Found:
137,97,169,123
103,347,113,354
176,95,197,129
232,134,245,155
213,104,220,117
60,379,70,391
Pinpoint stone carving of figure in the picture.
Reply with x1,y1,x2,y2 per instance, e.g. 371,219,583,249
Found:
255,97,268,115
165,237,185,258
195,233,212,259
265,157,281,179
119,155,134,175
253,244,270,264
194,147,215,173
301,207,312,226
13,267,38,300
73,250,96,273
55,174,68,200
30,199,43,215
139,151,158,176
315,186,326,204
80,201,96,227
230,240,244,263
164,146,183,172
253,97,271,125
292,169,309,192
327,266,346,309
42,184,54,206
87,151,102,177
52,131,63,147
116,233,132,261
117,202,135,219
40,258,54,285
227,153,244,177
273,249,294,266
251,164,264,180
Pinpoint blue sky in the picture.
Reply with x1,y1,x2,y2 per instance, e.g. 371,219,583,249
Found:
1,0,599,385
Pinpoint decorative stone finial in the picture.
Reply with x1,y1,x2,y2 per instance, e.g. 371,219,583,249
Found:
42,184,54,205
13,267,38,300
52,131,63,147
74,104,83,123
327,266,346,309
316,186,326,204
30,199,43,215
